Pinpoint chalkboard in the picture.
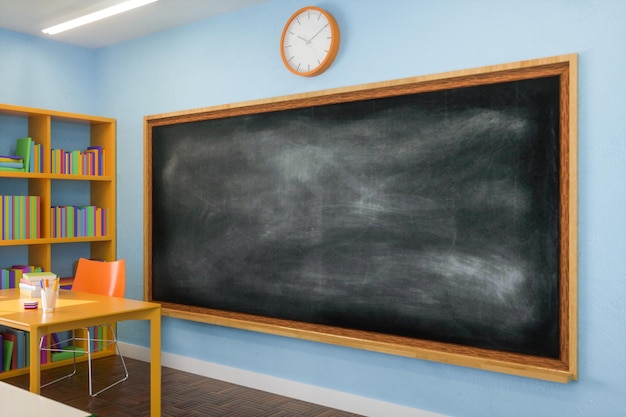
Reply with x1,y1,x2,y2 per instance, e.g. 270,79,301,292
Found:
145,55,577,382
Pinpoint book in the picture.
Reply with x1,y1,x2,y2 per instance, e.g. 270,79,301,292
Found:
15,265,43,277
41,335,48,365
0,166,24,172
51,345,86,362
0,155,24,172
51,332,62,351
32,143,42,173
59,276,75,290
2,339,13,372
0,196,41,241
4,328,26,368
0,331,17,370
15,137,32,173
7,267,22,288
16,329,25,368
19,282,41,298
23,271,57,282
19,280,40,288
0,161,23,168
87,145,104,175
25,331,30,366
29,139,35,172
0,155,22,161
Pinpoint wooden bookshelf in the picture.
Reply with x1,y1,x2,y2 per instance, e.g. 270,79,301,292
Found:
0,103,116,377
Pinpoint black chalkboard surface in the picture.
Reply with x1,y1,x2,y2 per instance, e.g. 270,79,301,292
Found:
146,55,577,382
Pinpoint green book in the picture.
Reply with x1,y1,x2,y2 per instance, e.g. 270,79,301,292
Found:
15,137,33,173
51,345,85,362
2,339,13,371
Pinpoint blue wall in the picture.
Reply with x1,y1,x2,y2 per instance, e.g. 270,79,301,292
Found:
2,1,626,416
0,29,96,113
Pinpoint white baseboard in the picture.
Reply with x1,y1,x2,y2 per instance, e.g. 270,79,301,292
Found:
119,342,446,417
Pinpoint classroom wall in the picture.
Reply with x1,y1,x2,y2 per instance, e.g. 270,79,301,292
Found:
0,29,97,113
2,0,626,416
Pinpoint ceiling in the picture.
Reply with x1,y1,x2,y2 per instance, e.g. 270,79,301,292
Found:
0,0,269,49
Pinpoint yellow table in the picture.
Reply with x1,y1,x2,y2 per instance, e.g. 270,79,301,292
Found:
0,288,161,417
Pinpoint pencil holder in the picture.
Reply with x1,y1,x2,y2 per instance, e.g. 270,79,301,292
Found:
41,276,60,312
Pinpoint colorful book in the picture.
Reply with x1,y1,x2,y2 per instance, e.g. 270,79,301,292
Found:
0,155,21,161
59,276,74,290
87,145,104,175
0,196,40,241
4,329,26,369
0,154,23,171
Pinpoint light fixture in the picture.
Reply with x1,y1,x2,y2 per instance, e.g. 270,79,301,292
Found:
42,0,158,35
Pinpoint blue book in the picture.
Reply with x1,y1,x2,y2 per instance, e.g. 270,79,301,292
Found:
29,140,35,172
0,161,23,168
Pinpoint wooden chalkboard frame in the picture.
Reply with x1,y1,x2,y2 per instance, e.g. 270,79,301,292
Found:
144,54,577,383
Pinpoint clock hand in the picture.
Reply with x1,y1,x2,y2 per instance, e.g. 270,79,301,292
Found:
307,23,329,44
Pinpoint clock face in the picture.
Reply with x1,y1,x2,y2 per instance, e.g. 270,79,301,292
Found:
280,7,340,77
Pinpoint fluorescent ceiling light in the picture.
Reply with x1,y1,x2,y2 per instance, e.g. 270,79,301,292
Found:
42,0,158,35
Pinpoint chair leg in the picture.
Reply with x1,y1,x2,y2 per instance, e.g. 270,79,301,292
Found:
40,330,78,389
89,324,129,397
86,327,94,396
39,327,129,397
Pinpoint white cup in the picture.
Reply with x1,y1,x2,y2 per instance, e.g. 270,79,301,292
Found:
41,276,60,312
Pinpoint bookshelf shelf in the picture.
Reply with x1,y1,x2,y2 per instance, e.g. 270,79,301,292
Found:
0,236,113,247
0,172,114,181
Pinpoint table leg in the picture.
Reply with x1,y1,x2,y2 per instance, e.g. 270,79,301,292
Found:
149,310,161,417
29,328,44,394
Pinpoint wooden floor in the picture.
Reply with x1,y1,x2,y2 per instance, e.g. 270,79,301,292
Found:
4,356,364,417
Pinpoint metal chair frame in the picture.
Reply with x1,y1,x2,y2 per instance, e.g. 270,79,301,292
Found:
40,325,129,396
39,258,129,397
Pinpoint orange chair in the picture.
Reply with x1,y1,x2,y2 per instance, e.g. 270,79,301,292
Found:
40,258,129,396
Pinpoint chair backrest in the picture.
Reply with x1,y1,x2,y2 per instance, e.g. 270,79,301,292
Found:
71,258,126,298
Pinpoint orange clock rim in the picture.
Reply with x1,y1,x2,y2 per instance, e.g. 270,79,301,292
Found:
280,6,340,77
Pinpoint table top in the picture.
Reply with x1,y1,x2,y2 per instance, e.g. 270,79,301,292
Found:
0,288,160,332
1,381,92,416
0,287,162,416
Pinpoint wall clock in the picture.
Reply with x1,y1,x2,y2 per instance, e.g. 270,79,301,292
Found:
280,6,340,77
